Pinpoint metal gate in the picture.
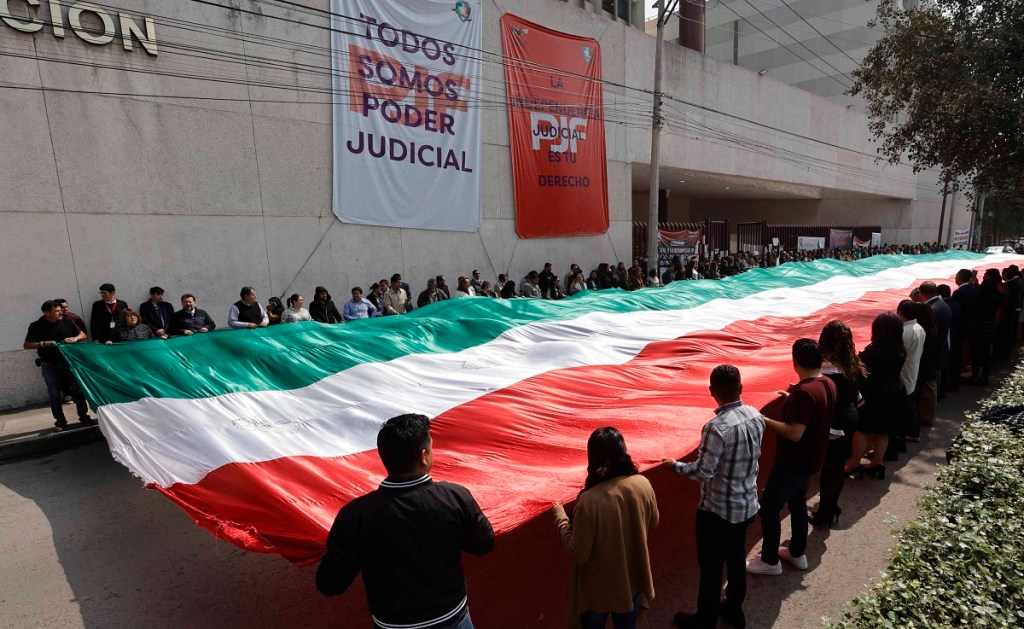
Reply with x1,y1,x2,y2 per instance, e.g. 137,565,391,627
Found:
736,223,882,251
632,219,730,270
736,222,765,253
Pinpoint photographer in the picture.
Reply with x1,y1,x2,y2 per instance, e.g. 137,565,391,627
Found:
23,300,93,432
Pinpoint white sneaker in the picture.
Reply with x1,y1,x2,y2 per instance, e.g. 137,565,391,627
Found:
779,547,808,570
745,556,782,575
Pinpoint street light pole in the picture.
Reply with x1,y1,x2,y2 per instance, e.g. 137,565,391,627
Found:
645,1,674,274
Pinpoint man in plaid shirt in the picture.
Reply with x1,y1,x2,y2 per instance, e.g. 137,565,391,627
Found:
663,364,765,629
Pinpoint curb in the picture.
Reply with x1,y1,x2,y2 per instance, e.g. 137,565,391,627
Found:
0,426,104,463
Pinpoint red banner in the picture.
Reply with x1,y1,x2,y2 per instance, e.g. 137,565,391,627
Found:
501,14,608,238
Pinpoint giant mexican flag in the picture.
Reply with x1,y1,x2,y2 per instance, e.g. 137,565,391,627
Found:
61,252,1014,565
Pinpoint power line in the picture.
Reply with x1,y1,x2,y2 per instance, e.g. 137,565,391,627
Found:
776,0,863,67
191,0,894,174
229,0,877,154
0,2,659,123
737,0,856,86
715,1,852,89
658,0,889,40
660,108,916,189
5,0,919,187
735,0,886,36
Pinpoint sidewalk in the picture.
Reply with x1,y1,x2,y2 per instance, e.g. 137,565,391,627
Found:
741,377,986,628
0,361,1014,627
0,404,102,462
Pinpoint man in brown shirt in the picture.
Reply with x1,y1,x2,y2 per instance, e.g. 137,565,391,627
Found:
747,339,835,576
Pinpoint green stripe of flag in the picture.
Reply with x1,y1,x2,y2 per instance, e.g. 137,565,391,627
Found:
61,252,982,406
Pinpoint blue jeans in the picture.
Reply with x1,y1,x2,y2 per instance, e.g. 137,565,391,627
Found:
41,362,88,425
580,593,641,629
758,466,811,564
453,611,472,629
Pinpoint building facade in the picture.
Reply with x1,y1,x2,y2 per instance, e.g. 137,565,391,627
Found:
0,0,968,409
641,0,966,243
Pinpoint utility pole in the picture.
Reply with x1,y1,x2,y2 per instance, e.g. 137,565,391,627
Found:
945,182,958,247
936,180,948,245
646,0,677,275
970,192,985,250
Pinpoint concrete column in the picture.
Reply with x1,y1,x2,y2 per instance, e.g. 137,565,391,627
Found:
658,188,669,224
678,0,705,54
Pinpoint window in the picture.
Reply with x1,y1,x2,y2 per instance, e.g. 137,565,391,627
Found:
603,0,631,21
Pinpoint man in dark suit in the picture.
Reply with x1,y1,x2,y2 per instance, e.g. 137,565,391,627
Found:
920,281,951,407
90,283,128,344
951,269,979,388
139,286,176,339
170,294,217,336
938,284,962,393
538,262,556,299
995,266,1023,359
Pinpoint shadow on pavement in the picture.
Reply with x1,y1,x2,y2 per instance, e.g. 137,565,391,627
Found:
0,364,1004,628
0,442,335,628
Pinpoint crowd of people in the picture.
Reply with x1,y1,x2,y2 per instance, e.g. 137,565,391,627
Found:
18,241,1004,434
18,236,1022,626
312,261,1022,629
19,242,1020,629
658,242,954,283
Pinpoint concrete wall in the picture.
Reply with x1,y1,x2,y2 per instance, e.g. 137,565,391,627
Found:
631,191,691,222
0,0,958,409
691,199,822,224
650,0,882,108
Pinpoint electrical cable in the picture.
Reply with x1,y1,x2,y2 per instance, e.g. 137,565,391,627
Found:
714,2,852,89
776,0,863,67
737,0,855,85
0,0,922,186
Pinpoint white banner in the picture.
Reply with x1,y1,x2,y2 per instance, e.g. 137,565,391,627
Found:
797,236,825,251
953,228,970,247
331,0,482,231
871,232,882,247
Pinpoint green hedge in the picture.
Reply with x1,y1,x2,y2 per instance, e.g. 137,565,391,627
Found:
826,362,1024,629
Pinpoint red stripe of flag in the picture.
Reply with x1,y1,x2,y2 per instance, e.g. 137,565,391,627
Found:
156,268,982,564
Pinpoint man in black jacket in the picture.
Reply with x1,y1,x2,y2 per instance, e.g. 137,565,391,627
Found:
538,262,556,299
170,294,217,336
919,281,951,410
317,414,494,629
951,269,979,387
995,266,1023,358
90,283,128,344
309,286,343,324
938,284,963,393
139,286,176,339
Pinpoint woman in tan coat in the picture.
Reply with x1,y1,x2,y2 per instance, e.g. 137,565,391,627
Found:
552,427,659,629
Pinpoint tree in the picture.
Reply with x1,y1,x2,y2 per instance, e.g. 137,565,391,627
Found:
850,0,1024,202
985,195,1024,243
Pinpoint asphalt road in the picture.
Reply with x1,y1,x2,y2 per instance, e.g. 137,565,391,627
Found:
0,376,992,629
0,441,340,628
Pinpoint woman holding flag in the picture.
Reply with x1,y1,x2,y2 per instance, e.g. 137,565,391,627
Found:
552,428,659,629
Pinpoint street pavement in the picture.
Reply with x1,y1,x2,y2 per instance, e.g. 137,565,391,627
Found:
0,367,1007,628
0,405,102,462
